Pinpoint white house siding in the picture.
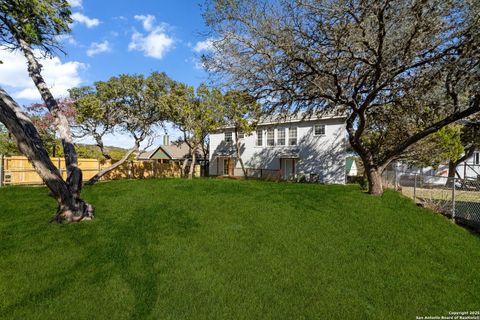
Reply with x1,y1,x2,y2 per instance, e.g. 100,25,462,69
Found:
456,151,480,179
209,117,346,184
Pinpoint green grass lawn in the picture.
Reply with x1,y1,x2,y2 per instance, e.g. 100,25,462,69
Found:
0,179,479,319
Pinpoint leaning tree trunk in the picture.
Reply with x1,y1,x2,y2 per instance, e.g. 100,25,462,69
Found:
188,145,198,179
18,39,82,197
86,142,139,185
94,133,112,160
0,88,93,222
364,165,384,195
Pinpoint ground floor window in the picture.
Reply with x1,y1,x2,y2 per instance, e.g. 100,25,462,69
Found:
223,158,229,175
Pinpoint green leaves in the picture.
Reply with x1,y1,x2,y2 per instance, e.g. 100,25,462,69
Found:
70,72,174,151
0,124,17,155
223,90,260,135
0,0,72,54
169,82,225,146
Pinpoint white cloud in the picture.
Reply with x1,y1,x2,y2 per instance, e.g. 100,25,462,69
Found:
86,40,111,57
128,15,173,59
56,34,78,46
68,0,82,8
72,12,100,28
0,48,87,101
134,15,156,32
193,38,214,53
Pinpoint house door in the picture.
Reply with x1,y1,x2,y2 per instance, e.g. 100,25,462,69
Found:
282,158,295,180
218,157,234,176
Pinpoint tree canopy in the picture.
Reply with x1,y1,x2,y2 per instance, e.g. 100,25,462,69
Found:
0,0,71,55
70,72,173,184
169,83,225,178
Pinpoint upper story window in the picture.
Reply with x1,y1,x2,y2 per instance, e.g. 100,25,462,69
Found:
289,127,297,146
225,132,233,143
277,128,286,146
267,128,275,146
238,132,244,139
256,129,263,146
314,124,325,136
475,152,480,165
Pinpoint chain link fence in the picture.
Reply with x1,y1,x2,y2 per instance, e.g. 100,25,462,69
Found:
382,170,480,230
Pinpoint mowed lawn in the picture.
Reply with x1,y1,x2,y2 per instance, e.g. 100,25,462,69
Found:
0,179,479,319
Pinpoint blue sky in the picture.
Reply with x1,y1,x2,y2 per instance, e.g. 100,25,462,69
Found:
0,0,214,148
65,0,210,88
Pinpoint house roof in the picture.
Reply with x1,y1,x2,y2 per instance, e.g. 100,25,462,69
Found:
137,149,156,160
137,142,206,160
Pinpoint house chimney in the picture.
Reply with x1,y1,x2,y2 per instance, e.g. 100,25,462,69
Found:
163,135,170,145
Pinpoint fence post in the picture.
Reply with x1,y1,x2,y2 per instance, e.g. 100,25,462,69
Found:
452,177,456,221
413,173,417,202
394,165,398,190
0,154,4,187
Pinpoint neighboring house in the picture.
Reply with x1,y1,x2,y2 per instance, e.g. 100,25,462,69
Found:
346,158,358,176
137,141,206,165
392,151,480,181
456,151,480,180
209,113,347,184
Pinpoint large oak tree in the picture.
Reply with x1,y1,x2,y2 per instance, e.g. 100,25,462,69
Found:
71,73,172,185
203,0,480,194
169,83,224,179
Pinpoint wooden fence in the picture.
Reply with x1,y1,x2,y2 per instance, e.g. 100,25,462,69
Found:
0,155,199,186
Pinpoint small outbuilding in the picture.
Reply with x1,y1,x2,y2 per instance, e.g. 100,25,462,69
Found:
346,158,358,176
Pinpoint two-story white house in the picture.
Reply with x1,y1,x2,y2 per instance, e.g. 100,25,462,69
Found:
209,113,347,184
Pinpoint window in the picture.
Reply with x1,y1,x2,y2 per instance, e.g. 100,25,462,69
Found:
267,128,275,146
256,129,263,146
277,128,286,146
314,124,325,136
289,127,297,146
475,152,480,165
225,132,232,143
238,132,244,139
223,158,229,175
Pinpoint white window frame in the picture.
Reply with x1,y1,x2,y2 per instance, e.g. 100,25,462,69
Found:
289,127,297,146
256,129,263,146
225,132,233,143
267,128,275,146
238,132,244,139
277,128,286,146
314,124,326,136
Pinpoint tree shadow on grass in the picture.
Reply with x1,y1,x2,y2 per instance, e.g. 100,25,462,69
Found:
1,206,200,319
